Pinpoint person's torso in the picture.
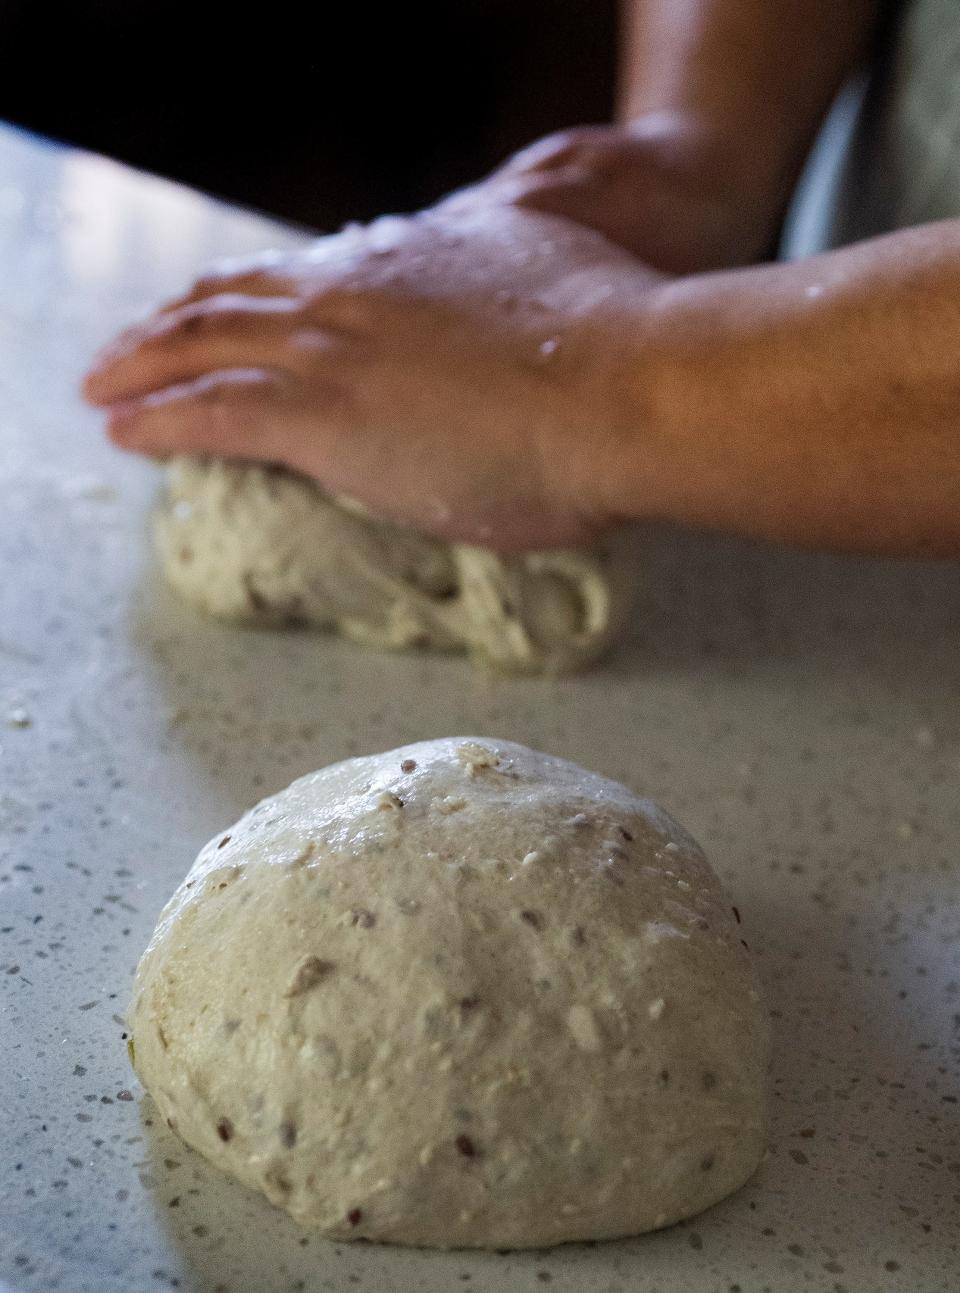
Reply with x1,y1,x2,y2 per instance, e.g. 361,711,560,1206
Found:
784,0,960,256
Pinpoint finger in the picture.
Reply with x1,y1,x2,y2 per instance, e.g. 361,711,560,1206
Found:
105,368,298,461
437,169,590,221
157,250,298,313
84,295,307,405
509,176,595,220
499,127,602,174
436,176,522,214
156,236,374,316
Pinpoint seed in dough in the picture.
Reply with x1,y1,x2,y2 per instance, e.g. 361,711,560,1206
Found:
128,738,769,1249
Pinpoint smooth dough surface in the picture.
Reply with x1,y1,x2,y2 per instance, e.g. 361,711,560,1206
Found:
154,457,627,674
130,738,769,1248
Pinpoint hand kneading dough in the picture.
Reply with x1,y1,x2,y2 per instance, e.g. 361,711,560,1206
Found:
129,738,769,1249
154,457,627,674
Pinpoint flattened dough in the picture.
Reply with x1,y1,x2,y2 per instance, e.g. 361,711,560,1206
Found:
155,457,628,673
129,738,769,1248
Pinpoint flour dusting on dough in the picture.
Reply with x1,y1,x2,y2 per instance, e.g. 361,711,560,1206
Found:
129,737,769,1249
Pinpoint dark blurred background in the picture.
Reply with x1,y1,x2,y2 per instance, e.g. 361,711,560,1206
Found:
0,1,618,230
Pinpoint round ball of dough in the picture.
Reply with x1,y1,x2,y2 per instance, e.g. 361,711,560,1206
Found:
129,738,769,1249
154,458,627,675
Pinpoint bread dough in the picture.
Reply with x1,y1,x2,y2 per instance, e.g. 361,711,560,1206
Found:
129,737,769,1248
154,457,627,674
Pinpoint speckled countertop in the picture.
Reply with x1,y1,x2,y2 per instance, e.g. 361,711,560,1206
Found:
1,122,958,1293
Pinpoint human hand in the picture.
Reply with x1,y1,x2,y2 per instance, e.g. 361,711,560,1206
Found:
83,206,666,550
440,113,784,274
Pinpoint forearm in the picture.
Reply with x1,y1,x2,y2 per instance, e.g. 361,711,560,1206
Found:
618,0,882,232
605,221,960,556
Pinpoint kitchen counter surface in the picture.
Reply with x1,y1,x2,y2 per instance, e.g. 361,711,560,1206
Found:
1,122,958,1293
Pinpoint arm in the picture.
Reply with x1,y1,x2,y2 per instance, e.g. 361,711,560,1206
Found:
455,0,881,271
617,0,881,253
603,220,960,556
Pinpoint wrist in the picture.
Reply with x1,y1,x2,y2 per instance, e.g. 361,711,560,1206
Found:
547,283,693,532
582,270,749,531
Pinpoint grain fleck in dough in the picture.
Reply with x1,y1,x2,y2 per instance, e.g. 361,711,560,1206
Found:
155,458,628,674
129,738,769,1249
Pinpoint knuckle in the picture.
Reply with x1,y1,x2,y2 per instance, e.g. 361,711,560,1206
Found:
194,376,241,408
550,125,596,151
190,270,228,296
196,372,282,412
192,386,253,438
194,382,226,407
161,299,238,343
190,252,273,295
533,125,599,163
175,307,218,337
306,284,377,324
511,182,575,215
536,128,578,156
